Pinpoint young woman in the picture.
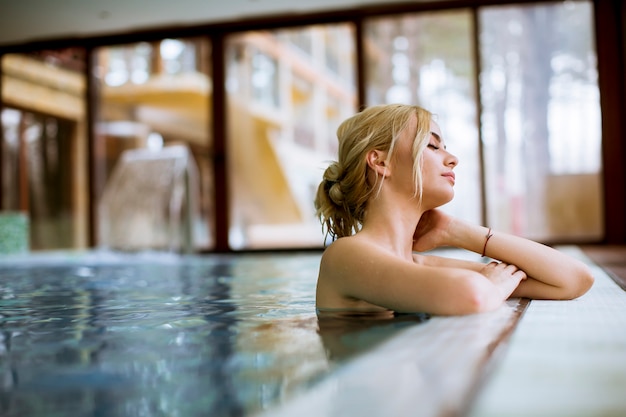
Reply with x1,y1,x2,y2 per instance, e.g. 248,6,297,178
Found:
314,104,594,316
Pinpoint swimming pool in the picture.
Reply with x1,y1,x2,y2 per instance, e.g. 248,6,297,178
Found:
0,251,433,417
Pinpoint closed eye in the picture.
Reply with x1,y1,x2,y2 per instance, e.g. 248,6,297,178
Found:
429,132,447,150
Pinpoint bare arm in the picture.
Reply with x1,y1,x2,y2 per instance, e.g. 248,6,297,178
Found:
317,237,525,316
454,222,593,299
413,211,594,300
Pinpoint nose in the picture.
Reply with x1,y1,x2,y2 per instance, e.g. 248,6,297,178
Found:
446,150,459,167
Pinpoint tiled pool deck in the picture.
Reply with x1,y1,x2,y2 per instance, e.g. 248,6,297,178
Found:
469,246,626,417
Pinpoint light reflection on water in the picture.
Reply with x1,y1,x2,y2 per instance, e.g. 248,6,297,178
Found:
0,252,429,416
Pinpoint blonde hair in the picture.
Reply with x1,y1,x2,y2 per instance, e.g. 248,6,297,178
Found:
314,104,432,241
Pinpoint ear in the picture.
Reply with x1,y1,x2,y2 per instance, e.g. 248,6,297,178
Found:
366,149,389,177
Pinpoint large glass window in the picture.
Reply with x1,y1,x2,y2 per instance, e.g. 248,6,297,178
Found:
225,24,357,249
1,49,88,250
0,0,605,252
93,38,214,252
479,1,602,241
364,10,481,226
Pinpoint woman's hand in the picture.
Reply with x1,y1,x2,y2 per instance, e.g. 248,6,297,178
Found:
412,209,455,252
480,261,527,299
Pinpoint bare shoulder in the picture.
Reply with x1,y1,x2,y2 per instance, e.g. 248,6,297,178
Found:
316,236,400,310
319,235,400,277
320,236,380,283
321,235,381,261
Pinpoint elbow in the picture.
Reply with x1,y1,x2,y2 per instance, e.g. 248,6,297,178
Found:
455,280,503,315
561,264,594,300
468,291,502,314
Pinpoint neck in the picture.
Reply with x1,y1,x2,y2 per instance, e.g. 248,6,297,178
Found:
359,192,425,260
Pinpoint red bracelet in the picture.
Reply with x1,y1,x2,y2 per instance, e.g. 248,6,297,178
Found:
481,227,493,257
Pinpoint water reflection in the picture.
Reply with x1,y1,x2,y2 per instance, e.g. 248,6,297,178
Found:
0,265,119,415
317,311,430,362
178,260,244,417
0,254,431,416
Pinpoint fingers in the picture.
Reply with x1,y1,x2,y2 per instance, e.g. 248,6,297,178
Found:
513,268,528,281
483,261,527,280
503,263,527,280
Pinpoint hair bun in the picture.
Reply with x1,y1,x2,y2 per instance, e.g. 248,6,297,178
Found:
328,181,344,205
323,163,341,181
323,163,344,205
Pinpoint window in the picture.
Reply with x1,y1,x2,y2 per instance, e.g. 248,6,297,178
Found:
1,49,88,250
479,1,602,241
93,38,214,251
0,1,604,251
225,24,357,249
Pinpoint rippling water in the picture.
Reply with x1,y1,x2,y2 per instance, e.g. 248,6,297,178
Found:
0,251,428,417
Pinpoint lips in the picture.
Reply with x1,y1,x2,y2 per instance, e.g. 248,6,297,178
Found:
442,172,456,184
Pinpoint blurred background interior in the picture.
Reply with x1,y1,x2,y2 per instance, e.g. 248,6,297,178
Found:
0,0,624,254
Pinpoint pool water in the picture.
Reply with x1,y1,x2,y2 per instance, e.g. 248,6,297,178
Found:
0,251,429,417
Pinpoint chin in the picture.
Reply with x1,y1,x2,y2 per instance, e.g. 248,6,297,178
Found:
436,191,455,207
422,192,454,209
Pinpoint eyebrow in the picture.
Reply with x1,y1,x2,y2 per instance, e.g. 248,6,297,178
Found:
430,131,447,149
